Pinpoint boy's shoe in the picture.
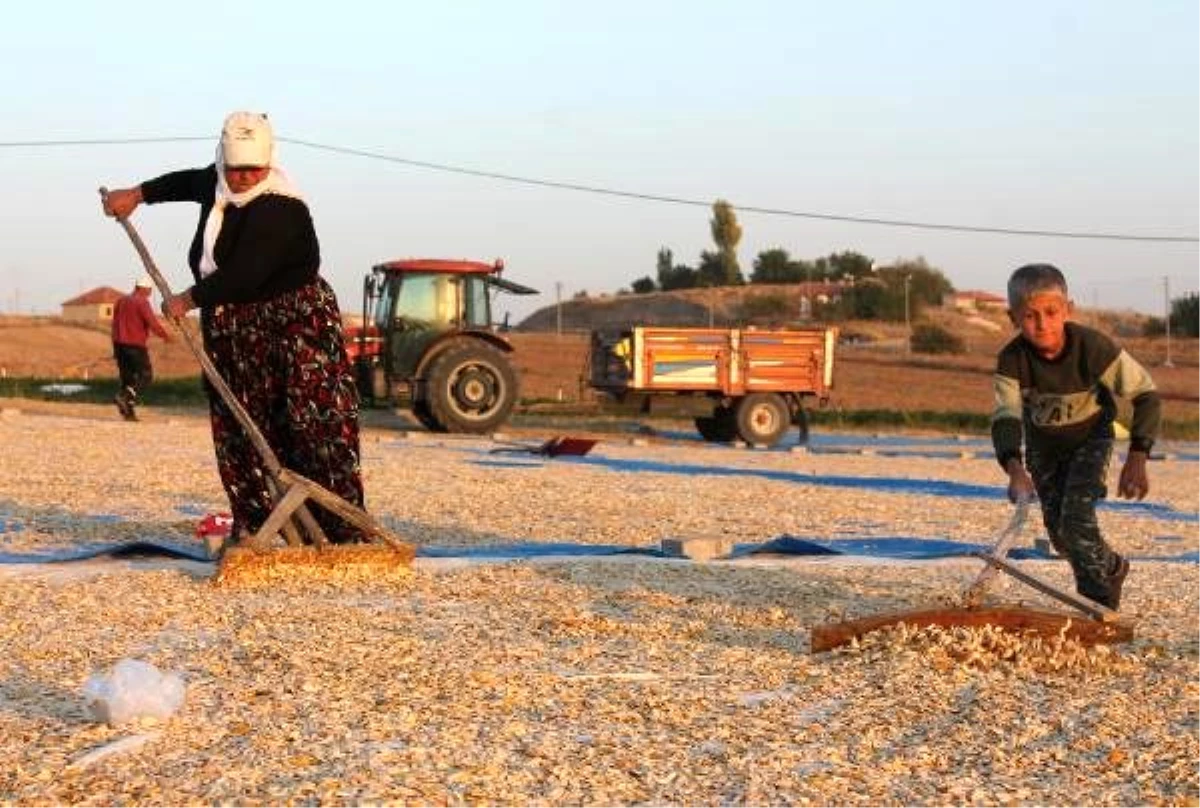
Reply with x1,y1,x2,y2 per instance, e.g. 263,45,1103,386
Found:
1104,555,1131,611
116,387,139,421
114,393,135,420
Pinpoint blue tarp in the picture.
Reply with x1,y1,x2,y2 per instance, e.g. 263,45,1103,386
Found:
472,454,1199,524
2,536,1195,566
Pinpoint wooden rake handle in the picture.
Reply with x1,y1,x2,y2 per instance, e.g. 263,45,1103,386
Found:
961,498,1031,607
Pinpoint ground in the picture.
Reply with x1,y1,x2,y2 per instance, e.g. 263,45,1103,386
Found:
0,402,1196,806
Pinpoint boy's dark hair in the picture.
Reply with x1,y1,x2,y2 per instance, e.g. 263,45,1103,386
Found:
1007,263,1069,310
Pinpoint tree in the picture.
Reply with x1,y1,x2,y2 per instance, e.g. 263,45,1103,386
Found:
865,257,956,322
1172,293,1199,337
709,199,744,285
630,276,656,294
825,250,874,280
660,263,699,291
655,246,699,290
655,247,673,288
846,276,890,320
884,257,954,306
696,250,726,287
751,248,803,284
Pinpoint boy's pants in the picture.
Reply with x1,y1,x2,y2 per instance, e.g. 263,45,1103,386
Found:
113,343,153,401
1027,436,1122,604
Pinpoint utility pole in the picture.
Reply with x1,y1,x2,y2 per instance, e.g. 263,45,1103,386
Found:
1164,276,1174,368
904,274,912,358
556,280,566,336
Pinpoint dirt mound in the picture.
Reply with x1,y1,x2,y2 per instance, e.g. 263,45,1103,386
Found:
0,316,200,379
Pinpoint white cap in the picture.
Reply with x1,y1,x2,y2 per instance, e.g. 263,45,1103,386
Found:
136,274,154,289
220,111,273,168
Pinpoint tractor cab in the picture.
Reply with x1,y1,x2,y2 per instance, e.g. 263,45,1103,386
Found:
351,258,537,433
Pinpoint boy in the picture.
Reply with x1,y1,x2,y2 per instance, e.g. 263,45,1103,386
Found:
111,274,171,421
991,263,1161,611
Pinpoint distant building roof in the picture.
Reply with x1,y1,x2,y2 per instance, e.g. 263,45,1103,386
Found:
61,286,124,307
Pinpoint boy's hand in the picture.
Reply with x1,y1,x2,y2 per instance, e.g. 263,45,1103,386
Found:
1118,450,1150,500
1004,458,1036,504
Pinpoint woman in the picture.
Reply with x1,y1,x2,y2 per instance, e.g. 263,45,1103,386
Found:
102,111,364,544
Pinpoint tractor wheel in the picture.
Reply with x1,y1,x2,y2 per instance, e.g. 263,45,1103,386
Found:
424,340,518,434
694,404,738,442
735,393,790,447
410,398,444,432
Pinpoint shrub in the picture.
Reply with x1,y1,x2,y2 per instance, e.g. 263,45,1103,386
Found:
630,276,657,294
738,292,792,322
838,328,877,346
911,323,965,355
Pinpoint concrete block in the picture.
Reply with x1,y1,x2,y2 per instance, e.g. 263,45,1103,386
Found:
958,450,974,459
661,536,734,562
789,445,808,455
1034,537,1061,559
629,438,649,447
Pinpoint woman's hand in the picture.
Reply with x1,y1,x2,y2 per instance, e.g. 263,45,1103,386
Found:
102,186,143,219
162,289,195,320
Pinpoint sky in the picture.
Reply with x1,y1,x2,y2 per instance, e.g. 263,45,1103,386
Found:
1,0,1196,324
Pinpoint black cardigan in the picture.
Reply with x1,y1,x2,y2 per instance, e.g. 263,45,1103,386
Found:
140,165,321,308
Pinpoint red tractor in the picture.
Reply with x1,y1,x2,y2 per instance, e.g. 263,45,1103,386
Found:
347,258,537,433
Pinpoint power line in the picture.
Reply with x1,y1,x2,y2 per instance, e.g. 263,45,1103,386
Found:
0,136,210,147
279,138,1199,243
4,134,1198,244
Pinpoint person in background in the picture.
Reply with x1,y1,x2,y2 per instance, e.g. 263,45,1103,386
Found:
111,274,171,421
991,263,1161,611
100,111,365,544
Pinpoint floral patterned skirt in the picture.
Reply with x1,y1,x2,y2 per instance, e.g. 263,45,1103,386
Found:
201,278,365,544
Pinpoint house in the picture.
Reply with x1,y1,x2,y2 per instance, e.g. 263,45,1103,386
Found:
61,286,124,323
944,289,1007,312
794,281,848,319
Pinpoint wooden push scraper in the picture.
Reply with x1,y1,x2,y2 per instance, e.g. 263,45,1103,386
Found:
810,497,1134,653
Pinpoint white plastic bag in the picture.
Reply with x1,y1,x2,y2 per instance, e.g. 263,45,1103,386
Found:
83,658,186,726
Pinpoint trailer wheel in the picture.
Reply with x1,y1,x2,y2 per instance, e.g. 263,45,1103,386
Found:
735,393,790,447
425,340,518,433
695,404,738,442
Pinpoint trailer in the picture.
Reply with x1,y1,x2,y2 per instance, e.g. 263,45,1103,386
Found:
589,325,837,447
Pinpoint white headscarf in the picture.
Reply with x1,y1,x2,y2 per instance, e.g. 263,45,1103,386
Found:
199,111,304,277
